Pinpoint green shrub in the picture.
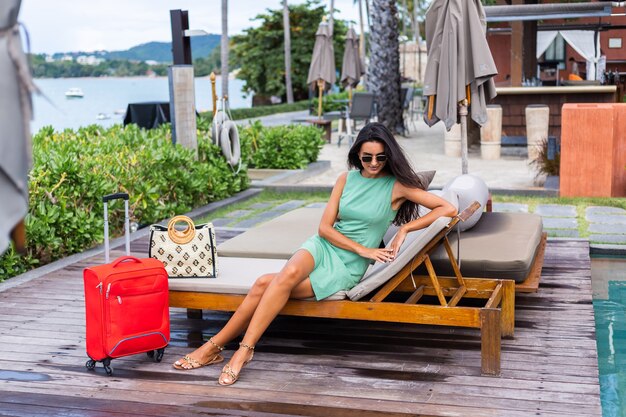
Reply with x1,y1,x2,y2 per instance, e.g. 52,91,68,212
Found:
311,91,350,114
198,100,310,124
238,122,325,169
0,123,248,281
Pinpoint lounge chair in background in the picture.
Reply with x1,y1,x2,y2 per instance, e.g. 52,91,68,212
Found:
337,92,376,147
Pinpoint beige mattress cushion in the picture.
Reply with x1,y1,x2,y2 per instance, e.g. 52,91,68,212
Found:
168,256,347,301
426,212,543,283
217,207,323,259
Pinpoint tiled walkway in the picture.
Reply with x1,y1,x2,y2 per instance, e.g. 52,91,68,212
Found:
495,203,626,247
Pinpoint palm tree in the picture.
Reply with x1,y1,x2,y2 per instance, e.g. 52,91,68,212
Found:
368,0,403,133
282,0,294,104
221,0,229,99
329,0,335,34
355,0,366,59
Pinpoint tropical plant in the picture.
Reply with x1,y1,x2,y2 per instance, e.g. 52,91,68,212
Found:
0,123,248,281
396,0,430,41
529,137,560,179
368,0,404,133
231,0,347,102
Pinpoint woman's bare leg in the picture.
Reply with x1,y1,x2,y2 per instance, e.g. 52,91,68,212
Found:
219,250,315,383
173,272,279,369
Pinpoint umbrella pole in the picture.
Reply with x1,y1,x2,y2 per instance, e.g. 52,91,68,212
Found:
317,79,324,119
459,100,469,175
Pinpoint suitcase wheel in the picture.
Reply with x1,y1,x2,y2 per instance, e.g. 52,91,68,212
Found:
103,358,113,376
146,349,165,362
85,359,96,371
155,348,165,363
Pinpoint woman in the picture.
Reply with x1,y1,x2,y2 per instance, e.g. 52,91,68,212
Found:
173,122,457,385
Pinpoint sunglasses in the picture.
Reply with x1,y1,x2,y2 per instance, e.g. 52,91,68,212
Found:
360,154,387,163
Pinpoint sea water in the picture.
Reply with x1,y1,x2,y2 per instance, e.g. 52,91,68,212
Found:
31,76,251,134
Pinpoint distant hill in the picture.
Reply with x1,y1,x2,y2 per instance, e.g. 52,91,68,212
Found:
52,34,221,63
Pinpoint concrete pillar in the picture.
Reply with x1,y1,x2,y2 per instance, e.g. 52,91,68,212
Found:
168,65,197,158
525,104,549,161
480,105,502,160
444,123,462,157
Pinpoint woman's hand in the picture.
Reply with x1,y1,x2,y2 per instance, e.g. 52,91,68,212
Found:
358,247,396,263
388,228,408,257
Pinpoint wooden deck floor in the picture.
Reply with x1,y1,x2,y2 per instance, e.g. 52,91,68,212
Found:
0,238,601,416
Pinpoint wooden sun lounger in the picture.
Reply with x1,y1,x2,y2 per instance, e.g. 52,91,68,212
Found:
217,206,547,293
169,204,515,376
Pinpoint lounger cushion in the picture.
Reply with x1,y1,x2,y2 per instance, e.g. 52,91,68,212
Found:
425,212,543,283
443,175,489,231
348,216,452,301
217,207,323,259
168,256,348,301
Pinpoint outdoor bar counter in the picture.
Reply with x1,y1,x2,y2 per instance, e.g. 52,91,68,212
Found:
492,85,618,139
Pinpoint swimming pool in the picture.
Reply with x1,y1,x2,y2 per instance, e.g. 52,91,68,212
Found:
592,256,626,416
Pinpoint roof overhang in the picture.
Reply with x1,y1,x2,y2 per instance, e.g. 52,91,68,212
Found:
484,2,618,22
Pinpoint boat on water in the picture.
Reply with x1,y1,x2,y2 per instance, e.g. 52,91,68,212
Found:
65,88,84,98
96,113,110,120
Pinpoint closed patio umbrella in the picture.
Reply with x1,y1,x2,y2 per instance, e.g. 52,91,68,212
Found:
340,27,364,102
0,0,35,255
423,0,497,174
339,27,364,143
307,18,336,118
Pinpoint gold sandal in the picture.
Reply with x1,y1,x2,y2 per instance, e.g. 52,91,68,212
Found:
173,337,224,370
218,342,255,386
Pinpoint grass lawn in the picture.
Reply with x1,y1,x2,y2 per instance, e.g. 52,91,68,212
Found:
493,195,626,239
197,190,331,226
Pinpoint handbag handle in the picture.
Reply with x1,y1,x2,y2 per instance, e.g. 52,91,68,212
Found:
111,256,143,268
167,215,196,245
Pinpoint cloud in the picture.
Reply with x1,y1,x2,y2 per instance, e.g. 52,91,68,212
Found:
19,0,360,54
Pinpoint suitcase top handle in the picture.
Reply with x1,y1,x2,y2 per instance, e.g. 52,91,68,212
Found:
103,193,130,203
167,215,196,245
112,256,143,268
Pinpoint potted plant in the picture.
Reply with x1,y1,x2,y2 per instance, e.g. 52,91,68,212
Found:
530,137,560,190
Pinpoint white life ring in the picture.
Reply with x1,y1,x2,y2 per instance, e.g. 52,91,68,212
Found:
219,120,241,167
211,111,230,145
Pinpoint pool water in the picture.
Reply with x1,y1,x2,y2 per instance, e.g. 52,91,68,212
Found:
592,256,626,417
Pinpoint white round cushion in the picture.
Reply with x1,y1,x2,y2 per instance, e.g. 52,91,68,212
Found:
442,174,489,231
417,188,460,219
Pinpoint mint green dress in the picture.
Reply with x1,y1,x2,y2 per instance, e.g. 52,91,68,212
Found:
300,170,397,300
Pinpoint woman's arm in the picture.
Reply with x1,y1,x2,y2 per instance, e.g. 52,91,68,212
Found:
318,172,396,264
388,184,458,256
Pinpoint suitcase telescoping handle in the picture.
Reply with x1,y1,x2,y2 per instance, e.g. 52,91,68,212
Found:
102,193,131,264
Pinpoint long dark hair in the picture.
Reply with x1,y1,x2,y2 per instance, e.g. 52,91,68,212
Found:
347,122,426,225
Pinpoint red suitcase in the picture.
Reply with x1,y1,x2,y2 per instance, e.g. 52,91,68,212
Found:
83,193,169,375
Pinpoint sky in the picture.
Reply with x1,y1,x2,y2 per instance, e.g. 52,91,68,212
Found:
19,0,362,54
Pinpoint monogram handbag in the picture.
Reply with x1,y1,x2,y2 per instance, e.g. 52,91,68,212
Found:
149,215,218,278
